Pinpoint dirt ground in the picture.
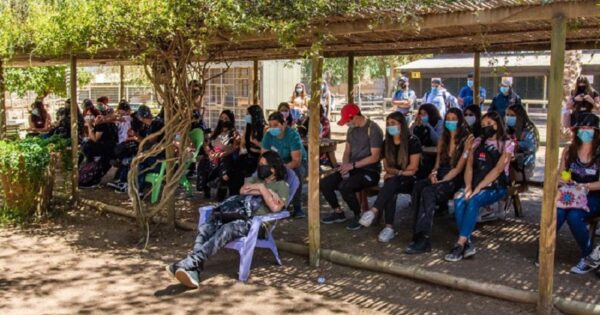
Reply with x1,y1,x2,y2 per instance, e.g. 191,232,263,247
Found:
0,200,541,315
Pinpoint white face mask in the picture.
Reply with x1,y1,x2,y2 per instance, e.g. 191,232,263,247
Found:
32,108,40,116
295,88,303,94
465,116,477,127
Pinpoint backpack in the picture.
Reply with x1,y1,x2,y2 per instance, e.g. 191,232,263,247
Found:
78,159,108,187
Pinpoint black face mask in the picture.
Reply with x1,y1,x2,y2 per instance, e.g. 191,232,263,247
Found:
481,126,496,139
577,87,587,95
257,165,273,180
221,120,233,129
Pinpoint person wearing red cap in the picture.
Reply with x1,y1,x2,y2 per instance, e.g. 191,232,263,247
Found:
320,103,384,230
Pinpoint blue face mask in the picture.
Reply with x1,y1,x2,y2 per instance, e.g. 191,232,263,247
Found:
445,121,458,132
244,114,252,124
431,87,439,95
268,127,282,137
387,125,400,136
500,86,510,94
467,80,474,88
577,129,595,143
421,115,429,125
505,116,517,127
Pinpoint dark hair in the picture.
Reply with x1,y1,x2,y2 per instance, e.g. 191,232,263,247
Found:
567,117,600,168
573,76,595,97
260,150,287,181
82,98,94,109
97,96,109,103
245,105,265,148
418,103,442,127
464,104,482,137
268,111,285,125
31,100,49,121
507,104,539,144
440,108,470,167
481,111,508,142
384,111,411,170
211,109,235,140
117,100,131,112
277,102,293,125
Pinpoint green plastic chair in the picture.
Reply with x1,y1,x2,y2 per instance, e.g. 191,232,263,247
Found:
145,160,167,204
144,128,204,203
180,128,204,193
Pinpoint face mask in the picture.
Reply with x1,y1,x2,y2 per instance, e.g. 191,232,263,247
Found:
244,114,252,124
421,115,429,125
295,88,303,94
280,111,290,118
321,84,326,91
577,86,586,94
257,165,273,180
96,104,105,111
399,83,407,90
577,129,595,143
397,108,409,115
467,80,474,88
387,125,400,136
465,116,477,127
445,121,458,132
346,122,355,129
32,108,40,116
268,127,281,137
481,125,496,139
431,87,439,95
500,86,510,94
222,120,233,129
505,116,517,127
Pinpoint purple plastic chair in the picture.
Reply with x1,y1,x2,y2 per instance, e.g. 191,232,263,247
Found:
198,167,300,282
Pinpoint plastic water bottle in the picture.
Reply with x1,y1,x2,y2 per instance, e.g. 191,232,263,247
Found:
317,275,326,284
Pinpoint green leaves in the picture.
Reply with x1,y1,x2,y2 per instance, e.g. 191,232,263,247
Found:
4,66,92,98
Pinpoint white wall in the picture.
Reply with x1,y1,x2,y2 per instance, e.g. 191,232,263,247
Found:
261,60,302,111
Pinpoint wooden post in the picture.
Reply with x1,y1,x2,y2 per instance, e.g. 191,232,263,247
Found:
70,55,79,201
474,51,481,106
253,59,259,105
119,64,125,101
308,55,323,267
0,59,6,140
537,14,566,315
348,55,354,104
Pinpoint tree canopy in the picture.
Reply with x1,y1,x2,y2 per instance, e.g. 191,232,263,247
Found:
5,66,92,99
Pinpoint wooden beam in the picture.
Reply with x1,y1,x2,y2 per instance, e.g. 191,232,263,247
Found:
474,51,481,106
69,55,79,201
348,55,354,104
537,13,566,315
119,64,125,101
308,55,323,267
253,59,259,105
0,59,6,140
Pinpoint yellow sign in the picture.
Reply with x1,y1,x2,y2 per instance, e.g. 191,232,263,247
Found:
411,71,421,79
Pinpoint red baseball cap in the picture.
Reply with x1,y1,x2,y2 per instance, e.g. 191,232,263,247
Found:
338,103,360,126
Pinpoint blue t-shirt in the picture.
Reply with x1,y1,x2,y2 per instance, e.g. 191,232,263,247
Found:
458,86,486,108
262,127,307,164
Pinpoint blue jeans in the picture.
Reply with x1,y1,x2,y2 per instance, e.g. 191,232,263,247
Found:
454,187,508,238
557,194,600,258
291,161,307,215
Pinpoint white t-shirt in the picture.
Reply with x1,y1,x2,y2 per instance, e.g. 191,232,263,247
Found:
117,115,132,143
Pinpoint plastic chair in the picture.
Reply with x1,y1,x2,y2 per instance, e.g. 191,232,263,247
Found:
145,161,167,204
180,128,204,193
197,167,300,282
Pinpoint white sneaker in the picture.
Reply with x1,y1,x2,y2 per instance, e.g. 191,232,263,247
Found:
378,227,396,243
570,258,594,274
359,210,376,227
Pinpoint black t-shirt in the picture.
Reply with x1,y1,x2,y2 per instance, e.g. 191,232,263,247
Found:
573,90,599,112
93,123,118,147
383,135,422,170
138,119,164,141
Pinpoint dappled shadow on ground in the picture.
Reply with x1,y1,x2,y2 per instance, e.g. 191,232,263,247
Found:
0,205,535,315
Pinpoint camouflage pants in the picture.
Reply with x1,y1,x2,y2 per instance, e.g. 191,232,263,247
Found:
177,219,250,271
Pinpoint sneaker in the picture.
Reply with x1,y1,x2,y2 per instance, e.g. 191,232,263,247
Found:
114,183,128,194
175,268,200,288
293,209,306,219
404,235,431,254
378,227,396,243
107,181,121,189
463,240,477,258
321,212,347,224
571,259,595,274
358,210,376,227
346,218,363,231
586,246,600,269
165,264,177,279
444,244,465,262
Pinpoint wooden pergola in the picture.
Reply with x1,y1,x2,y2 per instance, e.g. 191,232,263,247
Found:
2,1,600,313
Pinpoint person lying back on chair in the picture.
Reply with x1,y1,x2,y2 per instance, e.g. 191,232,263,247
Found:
165,150,289,289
